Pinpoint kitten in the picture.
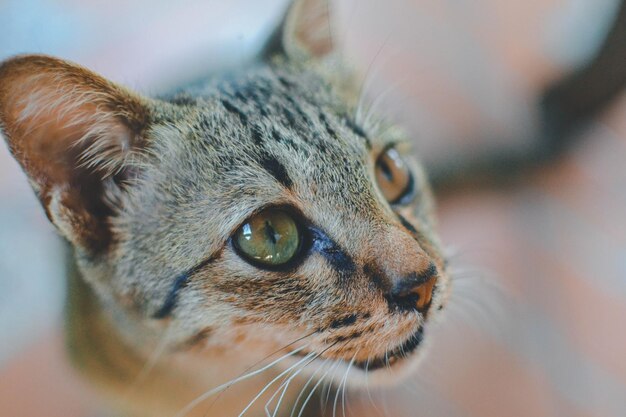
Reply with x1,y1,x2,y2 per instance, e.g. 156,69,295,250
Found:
0,0,451,416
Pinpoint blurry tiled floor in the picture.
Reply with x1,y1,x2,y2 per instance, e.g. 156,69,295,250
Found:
1,1,626,416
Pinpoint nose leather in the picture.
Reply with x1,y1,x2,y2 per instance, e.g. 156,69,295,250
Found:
370,226,438,313
389,265,438,313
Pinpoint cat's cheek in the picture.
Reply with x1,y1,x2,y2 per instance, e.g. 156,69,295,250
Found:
430,273,453,322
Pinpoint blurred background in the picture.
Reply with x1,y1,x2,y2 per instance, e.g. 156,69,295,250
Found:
1,0,625,416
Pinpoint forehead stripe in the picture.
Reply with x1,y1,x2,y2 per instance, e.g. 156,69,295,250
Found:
257,152,293,189
220,98,249,125
345,118,371,149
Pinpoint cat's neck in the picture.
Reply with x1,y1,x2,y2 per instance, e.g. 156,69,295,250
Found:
65,255,321,417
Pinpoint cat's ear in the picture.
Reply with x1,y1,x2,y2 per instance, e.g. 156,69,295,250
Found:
0,55,150,255
264,0,334,61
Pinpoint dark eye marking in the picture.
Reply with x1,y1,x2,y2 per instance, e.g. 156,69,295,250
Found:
257,152,293,189
154,272,190,319
330,314,358,329
397,213,418,234
153,254,219,319
309,227,356,281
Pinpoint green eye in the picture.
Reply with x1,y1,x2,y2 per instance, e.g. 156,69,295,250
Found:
234,210,301,267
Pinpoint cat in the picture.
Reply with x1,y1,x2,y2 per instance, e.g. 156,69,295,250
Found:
0,0,451,416
3,0,624,415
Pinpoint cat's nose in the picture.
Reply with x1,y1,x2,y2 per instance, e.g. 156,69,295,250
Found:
388,265,438,313
369,226,438,314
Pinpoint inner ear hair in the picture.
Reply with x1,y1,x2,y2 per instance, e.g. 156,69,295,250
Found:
0,54,151,254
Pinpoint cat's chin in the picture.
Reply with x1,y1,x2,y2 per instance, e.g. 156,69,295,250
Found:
296,327,429,388
305,347,428,390
350,346,428,387
353,327,424,372
347,328,429,387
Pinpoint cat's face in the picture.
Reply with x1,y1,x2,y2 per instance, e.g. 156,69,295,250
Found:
0,0,450,387
112,64,450,384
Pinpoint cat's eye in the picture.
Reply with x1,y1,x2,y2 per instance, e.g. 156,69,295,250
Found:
233,209,301,267
375,147,413,204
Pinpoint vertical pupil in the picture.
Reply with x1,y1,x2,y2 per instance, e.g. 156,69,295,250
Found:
264,220,278,245
379,158,394,182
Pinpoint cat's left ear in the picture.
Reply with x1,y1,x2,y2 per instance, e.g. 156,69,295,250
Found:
264,0,334,61
0,55,151,255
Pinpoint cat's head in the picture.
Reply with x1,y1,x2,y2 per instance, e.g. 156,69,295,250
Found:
0,0,450,385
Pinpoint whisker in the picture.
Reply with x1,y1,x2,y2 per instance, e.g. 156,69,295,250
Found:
341,352,357,417
360,72,410,131
364,359,385,417
355,34,392,125
198,330,318,416
173,342,311,417
333,354,355,417
269,368,297,417
123,323,172,398
238,352,318,417
266,351,322,417
243,338,342,417
299,361,335,417
290,358,328,417
321,360,343,413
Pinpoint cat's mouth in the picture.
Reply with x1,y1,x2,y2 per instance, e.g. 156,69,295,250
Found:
354,327,424,371
291,326,424,373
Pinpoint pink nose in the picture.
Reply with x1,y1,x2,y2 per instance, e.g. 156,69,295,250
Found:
370,226,438,313
388,264,438,313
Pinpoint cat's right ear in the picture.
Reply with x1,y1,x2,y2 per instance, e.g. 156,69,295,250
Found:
263,0,334,61
0,55,151,256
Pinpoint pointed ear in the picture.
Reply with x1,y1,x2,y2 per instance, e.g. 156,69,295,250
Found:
264,0,334,61
0,55,151,255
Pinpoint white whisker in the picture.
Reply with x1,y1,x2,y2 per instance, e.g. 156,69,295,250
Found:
238,352,317,417
173,344,309,417
123,324,172,398
290,359,328,417
355,34,392,125
333,355,355,417
266,352,320,417
341,352,357,417
364,360,385,417
300,361,337,417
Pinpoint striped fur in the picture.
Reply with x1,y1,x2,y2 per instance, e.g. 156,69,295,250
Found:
0,1,450,416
